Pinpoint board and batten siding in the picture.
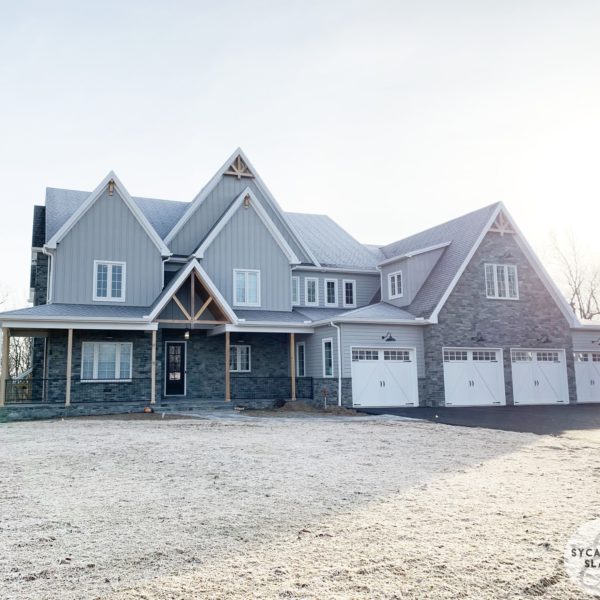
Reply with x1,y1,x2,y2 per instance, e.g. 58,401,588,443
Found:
572,329,600,351
380,247,445,308
170,176,309,262
340,323,426,378
292,270,380,308
52,190,163,306
201,202,292,311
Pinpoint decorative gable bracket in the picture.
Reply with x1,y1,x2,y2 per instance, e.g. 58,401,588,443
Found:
224,155,254,179
489,211,515,236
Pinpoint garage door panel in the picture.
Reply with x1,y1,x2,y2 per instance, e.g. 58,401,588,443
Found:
575,352,600,403
511,349,569,405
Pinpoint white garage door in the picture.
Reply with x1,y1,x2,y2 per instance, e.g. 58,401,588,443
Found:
574,351,600,403
511,349,569,405
351,347,419,407
443,348,506,406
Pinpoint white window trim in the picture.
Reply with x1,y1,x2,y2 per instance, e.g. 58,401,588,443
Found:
324,279,338,307
93,260,126,302
291,276,300,306
296,341,306,377
80,341,133,382
233,269,261,307
388,270,403,299
305,277,319,306
485,263,519,300
342,279,356,308
230,344,252,372
322,337,334,378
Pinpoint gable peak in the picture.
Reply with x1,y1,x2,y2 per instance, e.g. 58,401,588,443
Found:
489,209,515,236
224,154,254,179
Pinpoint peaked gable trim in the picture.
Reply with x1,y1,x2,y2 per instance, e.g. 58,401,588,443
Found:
163,148,321,266
44,171,172,257
194,188,301,264
429,203,578,326
146,259,237,323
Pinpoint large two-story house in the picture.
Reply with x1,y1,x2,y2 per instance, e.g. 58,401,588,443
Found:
1,148,599,417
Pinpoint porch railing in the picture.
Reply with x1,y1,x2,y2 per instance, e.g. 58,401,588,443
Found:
4,376,313,404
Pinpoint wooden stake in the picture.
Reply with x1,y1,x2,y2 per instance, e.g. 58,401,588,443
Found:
290,333,296,401
65,329,73,406
0,328,9,406
150,330,157,404
225,331,231,402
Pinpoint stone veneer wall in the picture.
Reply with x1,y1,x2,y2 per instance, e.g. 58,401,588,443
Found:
422,231,576,407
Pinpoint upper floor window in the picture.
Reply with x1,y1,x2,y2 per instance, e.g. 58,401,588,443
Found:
388,270,403,299
325,279,338,306
485,263,518,299
234,269,260,306
230,344,251,372
343,279,356,308
322,338,333,377
81,342,132,381
305,277,318,306
94,261,126,302
291,276,300,306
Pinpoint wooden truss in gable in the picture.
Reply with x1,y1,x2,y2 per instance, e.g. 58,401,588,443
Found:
224,155,254,179
489,211,515,236
156,272,230,325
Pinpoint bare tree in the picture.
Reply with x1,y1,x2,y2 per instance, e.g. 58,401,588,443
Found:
9,337,33,377
553,233,600,321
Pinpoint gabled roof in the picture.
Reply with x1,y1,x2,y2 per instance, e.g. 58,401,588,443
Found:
164,148,320,266
285,213,380,270
44,172,172,256
194,188,301,264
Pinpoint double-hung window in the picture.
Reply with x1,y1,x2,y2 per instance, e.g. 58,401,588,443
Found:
305,278,319,306
342,279,356,308
325,279,338,306
81,342,132,381
485,264,518,299
388,270,403,299
94,261,126,302
230,345,251,372
233,269,260,306
322,338,333,377
291,276,300,306
296,342,306,377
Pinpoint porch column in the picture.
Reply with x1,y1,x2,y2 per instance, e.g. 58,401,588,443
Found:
150,330,157,404
65,328,73,406
225,331,231,401
0,328,9,406
290,333,296,401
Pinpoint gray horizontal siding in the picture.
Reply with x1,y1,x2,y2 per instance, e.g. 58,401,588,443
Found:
297,326,339,379
292,270,380,309
52,189,163,306
201,202,291,311
380,247,445,308
572,329,600,351
340,323,425,378
170,176,309,262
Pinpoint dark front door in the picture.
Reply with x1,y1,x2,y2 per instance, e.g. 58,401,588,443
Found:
165,342,186,396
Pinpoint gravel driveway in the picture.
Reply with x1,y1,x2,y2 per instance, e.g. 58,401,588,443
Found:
1,414,597,599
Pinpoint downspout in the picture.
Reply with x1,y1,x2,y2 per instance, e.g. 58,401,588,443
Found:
330,321,342,407
42,248,54,304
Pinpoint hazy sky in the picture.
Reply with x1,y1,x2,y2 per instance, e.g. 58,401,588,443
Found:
1,1,599,307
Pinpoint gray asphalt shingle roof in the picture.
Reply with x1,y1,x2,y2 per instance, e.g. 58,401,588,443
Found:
285,213,379,270
44,188,188,241
0,303,150,319
381,202,500,318
234,309,313,323
338,302,415,321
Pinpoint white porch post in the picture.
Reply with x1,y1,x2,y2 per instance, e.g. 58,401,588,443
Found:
65,328,73,406
290,333,296,401
150,330,157,404
0,328,9,406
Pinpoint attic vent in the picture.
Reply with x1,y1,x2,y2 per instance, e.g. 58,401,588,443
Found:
489,211,515,236
224,155,254,179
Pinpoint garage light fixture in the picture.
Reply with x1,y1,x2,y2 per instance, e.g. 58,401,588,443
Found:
382,332,396,342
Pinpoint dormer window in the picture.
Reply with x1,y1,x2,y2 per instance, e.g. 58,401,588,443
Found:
485,264,518,299
93,261,126,302
388,271,403,299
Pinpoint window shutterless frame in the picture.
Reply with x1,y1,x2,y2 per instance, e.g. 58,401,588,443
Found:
484,263,519,300
322,337,334,378
291,276,300,306
305,277,319,306
230,344,251,372
296,341,306,377
342,279,356,308
388,270,403,299
324,279,338,307
80,341,133,382
233,269,261,307
93,260,126,302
